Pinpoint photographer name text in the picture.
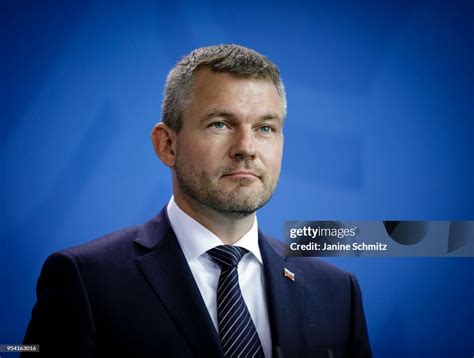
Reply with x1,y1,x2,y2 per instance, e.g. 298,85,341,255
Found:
289,242,388,251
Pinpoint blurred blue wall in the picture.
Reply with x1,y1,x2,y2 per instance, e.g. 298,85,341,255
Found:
1,0,473,356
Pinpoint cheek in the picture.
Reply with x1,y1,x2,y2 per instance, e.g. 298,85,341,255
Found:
178,138,211,157
178,139,226,168
261,141,283,170
195,138,229,158
271,155,283,175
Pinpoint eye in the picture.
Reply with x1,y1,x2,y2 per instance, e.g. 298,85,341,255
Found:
210,122,226,129
259,125,274,133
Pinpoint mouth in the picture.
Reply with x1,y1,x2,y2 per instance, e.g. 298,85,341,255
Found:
221,170,260,180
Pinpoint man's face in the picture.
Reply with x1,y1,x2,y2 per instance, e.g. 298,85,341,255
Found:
173,68,284,218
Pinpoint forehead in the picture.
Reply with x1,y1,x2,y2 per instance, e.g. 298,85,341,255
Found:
187,68,283,117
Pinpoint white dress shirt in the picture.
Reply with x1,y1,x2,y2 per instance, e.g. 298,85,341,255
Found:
167,197,272,357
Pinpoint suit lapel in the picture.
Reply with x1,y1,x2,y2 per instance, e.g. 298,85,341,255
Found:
259,234,306,357
134,209,223,357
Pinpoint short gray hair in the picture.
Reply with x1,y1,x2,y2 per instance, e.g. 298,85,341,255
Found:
161,44,287,132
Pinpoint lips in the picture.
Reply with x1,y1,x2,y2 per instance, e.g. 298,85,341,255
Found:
221,169,261,179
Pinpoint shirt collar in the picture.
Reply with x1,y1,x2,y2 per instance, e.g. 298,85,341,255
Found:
166,196,262,264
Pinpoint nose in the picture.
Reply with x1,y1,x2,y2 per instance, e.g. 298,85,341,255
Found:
229,126,257,160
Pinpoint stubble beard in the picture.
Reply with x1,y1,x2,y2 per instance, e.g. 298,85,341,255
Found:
175,156,279,220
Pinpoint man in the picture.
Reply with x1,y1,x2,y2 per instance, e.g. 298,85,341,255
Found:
23,45,371,357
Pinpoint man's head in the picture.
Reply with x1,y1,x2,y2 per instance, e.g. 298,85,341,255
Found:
161,44,286,133
152,44,286,220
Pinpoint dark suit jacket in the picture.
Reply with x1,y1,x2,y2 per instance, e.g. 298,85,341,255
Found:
23,208,371,357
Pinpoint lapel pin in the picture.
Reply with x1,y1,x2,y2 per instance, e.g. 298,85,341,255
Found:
283,268,295,282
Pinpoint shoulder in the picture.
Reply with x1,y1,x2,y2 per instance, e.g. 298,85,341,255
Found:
37,224,140,283
56,207,169,257
44,210,170,273
60,224,140,262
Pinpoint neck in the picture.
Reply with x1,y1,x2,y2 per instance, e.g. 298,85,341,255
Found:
173,192,256,245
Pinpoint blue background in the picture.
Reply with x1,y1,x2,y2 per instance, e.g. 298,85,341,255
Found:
1,0,473,356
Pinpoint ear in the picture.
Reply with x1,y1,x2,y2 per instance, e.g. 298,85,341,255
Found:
151,122,177,167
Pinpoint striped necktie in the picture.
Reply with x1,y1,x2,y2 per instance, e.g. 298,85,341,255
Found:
207,245,264,358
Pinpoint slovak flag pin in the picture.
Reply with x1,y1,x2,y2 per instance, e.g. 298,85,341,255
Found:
283,268,295,282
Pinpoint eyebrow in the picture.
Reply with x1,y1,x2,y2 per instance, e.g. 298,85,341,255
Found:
199,107,283,124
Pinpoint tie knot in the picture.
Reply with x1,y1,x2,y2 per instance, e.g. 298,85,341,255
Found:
207,245,247,268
